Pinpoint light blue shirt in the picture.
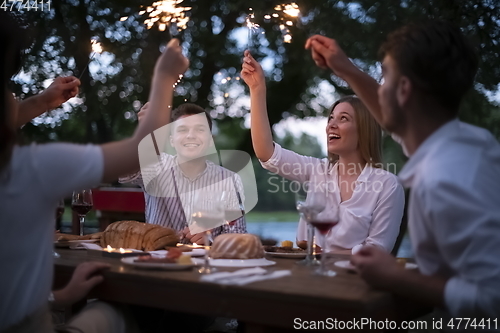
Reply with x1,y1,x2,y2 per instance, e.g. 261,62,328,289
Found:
399,118,500,319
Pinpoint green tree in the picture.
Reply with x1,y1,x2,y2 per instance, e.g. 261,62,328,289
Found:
12,0,500,158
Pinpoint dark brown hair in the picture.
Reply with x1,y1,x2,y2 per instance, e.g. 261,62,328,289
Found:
328,96,382,167
379,21,478,116
0,13,24,172
171,103,213,131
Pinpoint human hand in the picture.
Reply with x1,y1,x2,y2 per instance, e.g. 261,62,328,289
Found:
53,262,110,306
137,102,150,122
305,35,354,79
39,76,80,110
182,227,206,245
153,38,189,81
350,246,402,290
241,50,266,91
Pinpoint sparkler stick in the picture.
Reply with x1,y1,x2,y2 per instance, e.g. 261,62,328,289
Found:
78,40,103,80
245,8,260,52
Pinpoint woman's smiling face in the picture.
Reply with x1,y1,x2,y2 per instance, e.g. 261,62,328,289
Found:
325,102,359,156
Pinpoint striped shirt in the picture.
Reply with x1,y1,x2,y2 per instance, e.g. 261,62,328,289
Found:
120,153,247,239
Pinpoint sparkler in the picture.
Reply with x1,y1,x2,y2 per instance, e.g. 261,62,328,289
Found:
121,0,191,32
78,39,103,80
246,8,260,51
263,2,301,43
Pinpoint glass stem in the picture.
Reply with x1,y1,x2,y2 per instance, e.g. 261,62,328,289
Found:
203,231,210,270
79,215,85,236
320,234,327,274
307,223,315,260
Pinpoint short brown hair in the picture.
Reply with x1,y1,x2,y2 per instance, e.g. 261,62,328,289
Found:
379,21,478,116
328,96,382,167
171,103,213,131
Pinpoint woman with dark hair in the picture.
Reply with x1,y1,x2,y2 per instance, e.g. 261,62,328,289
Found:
0,13,189,332
241,50,405,254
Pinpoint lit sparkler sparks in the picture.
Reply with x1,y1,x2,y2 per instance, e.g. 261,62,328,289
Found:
246,8,260,50
265,2,301,43
78,39,103,80
121,0,191,32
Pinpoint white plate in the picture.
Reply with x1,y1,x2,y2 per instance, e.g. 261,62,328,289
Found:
184,249,206,257
192,258,276,267
334,260,418,270
265,251,306,259
121,257,195,270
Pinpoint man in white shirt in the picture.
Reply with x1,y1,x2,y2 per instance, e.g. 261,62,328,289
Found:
306,21,500,323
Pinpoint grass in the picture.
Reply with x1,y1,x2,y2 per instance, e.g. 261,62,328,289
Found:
245,211,299,223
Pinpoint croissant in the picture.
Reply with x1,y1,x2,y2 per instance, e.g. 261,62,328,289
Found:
100,221,178,251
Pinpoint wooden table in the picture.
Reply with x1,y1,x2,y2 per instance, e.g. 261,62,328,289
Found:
53,249,428,332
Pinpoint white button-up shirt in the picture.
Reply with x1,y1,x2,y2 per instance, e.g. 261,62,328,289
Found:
260,143,405,252
399,118,500,318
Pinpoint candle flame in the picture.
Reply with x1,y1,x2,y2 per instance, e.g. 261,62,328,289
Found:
106,245,113,251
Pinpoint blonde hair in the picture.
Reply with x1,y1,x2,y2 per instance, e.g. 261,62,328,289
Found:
327,96,382,167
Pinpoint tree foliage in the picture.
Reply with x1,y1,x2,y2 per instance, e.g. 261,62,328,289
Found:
12,0,500,158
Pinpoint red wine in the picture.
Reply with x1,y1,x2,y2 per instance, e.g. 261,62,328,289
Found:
55,207,64,220
310,220,338,235
72,204,92,215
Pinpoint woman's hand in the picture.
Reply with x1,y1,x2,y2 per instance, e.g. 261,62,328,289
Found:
153,39,189,81
241,50,266,91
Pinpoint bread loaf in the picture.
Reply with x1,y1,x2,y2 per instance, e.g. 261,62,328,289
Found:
210,234,264,259
100,221,178,251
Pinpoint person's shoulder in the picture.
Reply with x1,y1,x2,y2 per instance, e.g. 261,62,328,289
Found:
367,165,401,185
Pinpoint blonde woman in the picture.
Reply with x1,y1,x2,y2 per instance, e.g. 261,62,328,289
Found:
241,51,404,254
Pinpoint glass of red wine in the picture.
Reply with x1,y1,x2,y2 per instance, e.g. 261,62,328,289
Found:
310,209,339,277
71,189,93,236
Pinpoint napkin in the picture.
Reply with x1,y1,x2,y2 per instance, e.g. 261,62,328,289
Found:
200,267,291,286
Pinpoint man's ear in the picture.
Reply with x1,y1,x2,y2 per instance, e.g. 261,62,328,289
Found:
170,135,174,148
396,76,412,108
209,135,215,147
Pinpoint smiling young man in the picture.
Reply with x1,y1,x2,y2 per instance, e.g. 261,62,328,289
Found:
121,103,247,244
306,22,500,324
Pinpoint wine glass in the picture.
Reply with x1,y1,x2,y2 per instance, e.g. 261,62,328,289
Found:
295,185,326,266
53,198,65,259
222,190,244,233
71,189,93,236
311,209,339,277
191,191,224,274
